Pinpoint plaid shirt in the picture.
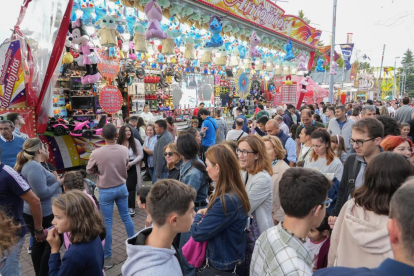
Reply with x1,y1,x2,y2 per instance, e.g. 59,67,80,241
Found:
250,223,313,276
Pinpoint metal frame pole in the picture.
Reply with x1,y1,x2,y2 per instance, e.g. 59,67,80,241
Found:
328,0,337,103
392,57,399,99
377,44,386,100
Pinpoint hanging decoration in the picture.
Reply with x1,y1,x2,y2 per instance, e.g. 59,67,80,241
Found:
316,57,326,72
235,69,252,99
144,0,167,40
99,85,123,113
297,54,307,71
330,61,338,75
249,31,261,58
205,16,223,48
283,39,295,61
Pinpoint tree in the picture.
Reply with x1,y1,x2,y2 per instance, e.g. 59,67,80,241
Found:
298,10,311,24
336,54,344,68
401,49,414,95
359,62,371,71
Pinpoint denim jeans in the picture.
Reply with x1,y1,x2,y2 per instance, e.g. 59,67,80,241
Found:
148,167,155,183
0,235,25,276
99,184,135,259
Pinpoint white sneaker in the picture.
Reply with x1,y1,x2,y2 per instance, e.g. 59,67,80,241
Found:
129,208,135,216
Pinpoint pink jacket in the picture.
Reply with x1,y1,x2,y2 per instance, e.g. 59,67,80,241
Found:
328,199,393,268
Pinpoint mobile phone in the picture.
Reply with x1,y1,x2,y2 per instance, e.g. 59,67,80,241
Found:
59,171,66,178
246,217,251,230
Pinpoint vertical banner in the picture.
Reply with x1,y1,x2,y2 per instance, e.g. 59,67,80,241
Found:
339,44,354,70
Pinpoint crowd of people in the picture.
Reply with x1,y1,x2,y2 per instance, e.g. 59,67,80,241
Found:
1,98,414,276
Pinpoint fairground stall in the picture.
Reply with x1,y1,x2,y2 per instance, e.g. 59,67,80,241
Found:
0,0,321,170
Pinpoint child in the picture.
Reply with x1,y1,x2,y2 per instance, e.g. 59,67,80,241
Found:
290,124,298,139
79,169,96,196
191,119,200,130
122,179,196,276
400,123,413,142
137,186,151,228
47,190,105,275
305,214,331,272
330,135,348,163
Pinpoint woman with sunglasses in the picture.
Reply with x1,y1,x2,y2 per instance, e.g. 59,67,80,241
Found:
163,142,183,180
304,129,344,181
14,138,64,276
237,135,273,270
328,152,414,268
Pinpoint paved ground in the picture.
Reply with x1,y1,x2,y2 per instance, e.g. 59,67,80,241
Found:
20,177,152,276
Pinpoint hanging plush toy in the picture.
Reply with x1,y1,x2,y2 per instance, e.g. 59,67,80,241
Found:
93,0,107,27
215,45,227,66
330,61,338,75
316,57,325,72
249,31,261,58
95,15,122,58
300,75,309,92
285,75,293,85
68,18,101,84
205,16,223,48
125,9,137,36
62,38,74,64
238,43,247,59
297,54,307,71
133,21,148,53
71,0,81,22
283,39,295,61
184,33,195,60
230,47,239,67
144,0,167,40
81,0,95,25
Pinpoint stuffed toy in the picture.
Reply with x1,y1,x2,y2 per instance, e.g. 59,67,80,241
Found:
128,41,137,59
201,48,213,64
169,2,182,17
181,6,194,17
169,17,182,38
191,26,202,45
68,18,101,84
205,16,223,48
133,21,148,53
283,39,295,61
125,9,137,36
238,43,247,59
330,61,338,75
188,12,201,23
62,38,74,64
249,31,261,58
158,0,171,9
71,0,81,22
139,0,151,7
144,0,167,40
162,29,175,55
285,75,293,85
93,0,107,27
81,0,95,25
297,54,307,71
316,57,325,72
215,45,227,66
230,46,239,67
95,14,123,58
300,76,309,92
184,34,195,60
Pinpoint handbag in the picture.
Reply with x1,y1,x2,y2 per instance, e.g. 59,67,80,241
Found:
182,236,207,268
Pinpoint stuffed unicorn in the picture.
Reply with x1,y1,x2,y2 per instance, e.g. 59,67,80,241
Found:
144,0,167,40
283,39,295,61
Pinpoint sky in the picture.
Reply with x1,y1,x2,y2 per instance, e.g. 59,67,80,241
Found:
1,0,413,68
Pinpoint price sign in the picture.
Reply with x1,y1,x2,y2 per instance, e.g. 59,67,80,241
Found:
99,85,123,114
97,49,120,78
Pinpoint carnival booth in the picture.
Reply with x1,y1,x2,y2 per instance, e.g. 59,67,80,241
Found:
1,0,321,170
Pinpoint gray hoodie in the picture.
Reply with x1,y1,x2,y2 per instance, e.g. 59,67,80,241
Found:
122,228,184,276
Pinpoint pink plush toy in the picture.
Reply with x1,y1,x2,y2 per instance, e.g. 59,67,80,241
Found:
330,61,338,75
297,54,307,71
144,0,167,40
68,18,101,84
249,31,261,58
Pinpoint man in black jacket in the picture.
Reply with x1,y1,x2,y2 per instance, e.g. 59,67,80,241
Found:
331,118,384,216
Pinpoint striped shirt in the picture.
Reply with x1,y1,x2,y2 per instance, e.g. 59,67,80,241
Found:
250,223,313,276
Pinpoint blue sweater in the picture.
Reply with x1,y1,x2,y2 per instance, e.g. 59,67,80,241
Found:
0,136,25,167
49,236,104,276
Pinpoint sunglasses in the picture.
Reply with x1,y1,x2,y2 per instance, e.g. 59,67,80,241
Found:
163,152,174,157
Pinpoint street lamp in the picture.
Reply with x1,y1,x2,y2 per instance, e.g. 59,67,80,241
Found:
392,57,400,99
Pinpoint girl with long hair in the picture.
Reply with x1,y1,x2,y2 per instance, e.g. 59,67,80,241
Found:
262,136,290,225
330,135,348,163
137,116,146,141
191,144,250,275
176,133,209,276
143,124,157,183
47,190,105,275
117,125,144,217
237,135,273,271
304,129,344,181
15,138,63,276
328,152,414,268
163,142,183,180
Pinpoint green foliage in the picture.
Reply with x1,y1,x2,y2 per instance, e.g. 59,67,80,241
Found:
401,49,414,94
298,10,311,24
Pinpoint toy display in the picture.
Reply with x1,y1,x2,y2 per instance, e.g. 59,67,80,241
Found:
205,16,223,48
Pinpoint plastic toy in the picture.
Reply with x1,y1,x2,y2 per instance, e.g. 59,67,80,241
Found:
145,0,167,40
283,39,295,61
316,57,325,72
47,117,71,136
205,16,223,48
249,31,261,58
70,116,107,138
68,18,101,84
330,61,338,75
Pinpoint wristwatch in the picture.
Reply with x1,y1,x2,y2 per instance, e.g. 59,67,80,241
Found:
35,228,44,234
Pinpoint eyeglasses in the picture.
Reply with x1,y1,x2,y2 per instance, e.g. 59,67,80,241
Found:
349,137,375,147
163,152,174,157
236,148,258,157
321,198,333,208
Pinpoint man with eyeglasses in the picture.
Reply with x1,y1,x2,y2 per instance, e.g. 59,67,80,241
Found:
250,168,331,276
331,118,384,217
327,105,355,153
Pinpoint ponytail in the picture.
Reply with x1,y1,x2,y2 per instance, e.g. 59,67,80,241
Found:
63,171,86,191
14,138,42,172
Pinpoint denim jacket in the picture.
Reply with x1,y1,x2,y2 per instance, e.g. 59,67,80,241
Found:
191,193,247,271
179,158,209,204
